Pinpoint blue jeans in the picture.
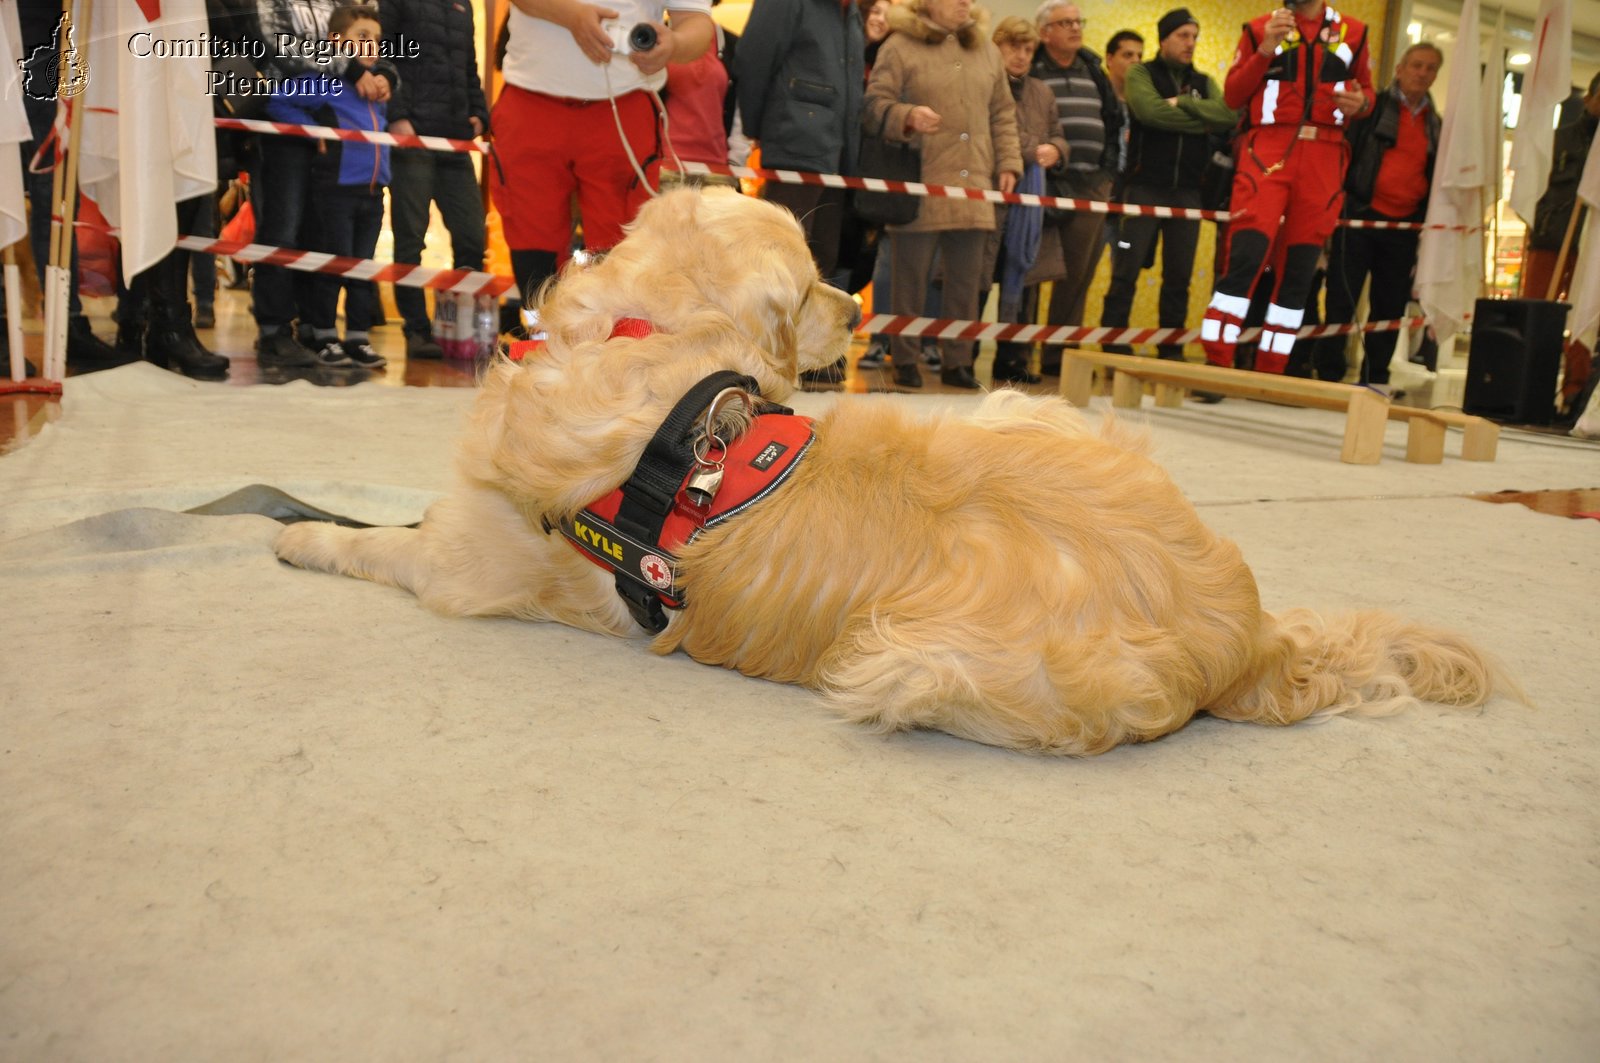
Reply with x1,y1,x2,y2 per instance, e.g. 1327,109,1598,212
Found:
306,187,384,334
389,150,486,336
189,194,216,309
250,137,317,333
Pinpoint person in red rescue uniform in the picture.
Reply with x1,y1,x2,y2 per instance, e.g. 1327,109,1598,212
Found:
1198,0,1374,374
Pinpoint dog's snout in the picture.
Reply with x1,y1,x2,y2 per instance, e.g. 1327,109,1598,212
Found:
847,301,862,331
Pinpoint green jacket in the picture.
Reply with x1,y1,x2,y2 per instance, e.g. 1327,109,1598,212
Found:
1122,56,1236,189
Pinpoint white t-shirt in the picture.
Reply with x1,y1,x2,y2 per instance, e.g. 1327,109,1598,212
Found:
502,1,713,100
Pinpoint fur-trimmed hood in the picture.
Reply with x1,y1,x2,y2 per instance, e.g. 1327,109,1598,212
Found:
888,2,992,49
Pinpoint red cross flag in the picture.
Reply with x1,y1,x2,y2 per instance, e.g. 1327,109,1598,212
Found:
78,0,217,280
1567,121,1600,351
1507,0,1573,226
0,1,29,252
1416,0,1487,346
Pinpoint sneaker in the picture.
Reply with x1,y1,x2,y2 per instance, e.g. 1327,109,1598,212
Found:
405,331,445,360
194,304,216,329
313,341,357,369
857,344,886,370
256,329,317,370
921,343,942,370
340,340,387,370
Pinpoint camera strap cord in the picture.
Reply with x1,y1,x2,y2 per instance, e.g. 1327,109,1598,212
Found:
602,57,685,199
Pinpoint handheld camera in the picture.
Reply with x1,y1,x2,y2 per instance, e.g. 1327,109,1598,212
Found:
607,21,659,55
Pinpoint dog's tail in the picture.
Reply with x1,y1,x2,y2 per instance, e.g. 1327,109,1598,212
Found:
1211,608,1519,727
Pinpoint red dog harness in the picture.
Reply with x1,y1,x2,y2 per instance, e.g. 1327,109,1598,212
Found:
555,410,814,617
521,319,813,632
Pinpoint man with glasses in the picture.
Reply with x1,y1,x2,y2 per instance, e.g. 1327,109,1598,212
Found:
1031,0,1121,375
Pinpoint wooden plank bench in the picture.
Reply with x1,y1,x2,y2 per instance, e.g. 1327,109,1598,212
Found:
1058,348,1499,465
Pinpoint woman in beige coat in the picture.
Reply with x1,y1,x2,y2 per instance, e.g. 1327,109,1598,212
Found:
863,0,1023,389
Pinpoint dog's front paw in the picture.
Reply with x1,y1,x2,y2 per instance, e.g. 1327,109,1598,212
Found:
274,522,331,571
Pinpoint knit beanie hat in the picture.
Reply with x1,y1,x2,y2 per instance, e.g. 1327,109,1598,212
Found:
1158,8,1198,40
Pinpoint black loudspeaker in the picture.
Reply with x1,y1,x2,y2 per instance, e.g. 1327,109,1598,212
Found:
1464,298,1569,425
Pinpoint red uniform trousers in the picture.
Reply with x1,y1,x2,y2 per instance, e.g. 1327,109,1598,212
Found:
1202,126,1349,373
489,85,660,258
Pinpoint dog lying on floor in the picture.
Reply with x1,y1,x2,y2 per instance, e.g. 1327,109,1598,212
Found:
276,187,1506,755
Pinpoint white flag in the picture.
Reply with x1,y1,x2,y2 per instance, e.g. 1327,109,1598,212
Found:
0,0,31,251
1506,0,1572,225
1480,9,1505,233
1566,122,1600,347
1416,0,1485,346
78,0,216,280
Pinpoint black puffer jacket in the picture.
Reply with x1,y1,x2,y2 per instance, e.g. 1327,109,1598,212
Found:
381,0,490,139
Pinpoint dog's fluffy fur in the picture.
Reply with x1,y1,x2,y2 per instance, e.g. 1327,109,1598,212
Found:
276,188,1506,755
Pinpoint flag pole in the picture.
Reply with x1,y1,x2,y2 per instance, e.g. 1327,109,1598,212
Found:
42,1,72,383
44,0,91,383
4,245,24,383
1545,204,1585,301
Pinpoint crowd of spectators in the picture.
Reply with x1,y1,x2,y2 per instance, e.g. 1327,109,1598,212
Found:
10,0,1590,415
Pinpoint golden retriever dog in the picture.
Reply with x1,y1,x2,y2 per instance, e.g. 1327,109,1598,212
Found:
276,187,1506,755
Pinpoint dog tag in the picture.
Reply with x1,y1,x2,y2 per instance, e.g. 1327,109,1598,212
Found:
685,462,725,508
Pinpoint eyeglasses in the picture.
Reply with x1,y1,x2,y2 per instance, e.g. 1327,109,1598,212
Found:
1043,17,1087,31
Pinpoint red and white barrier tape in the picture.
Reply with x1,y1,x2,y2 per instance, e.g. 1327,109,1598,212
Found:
671,163,1480,234
215,116,486,154
856,314,1428,346
196,127,1475,235
175,236,515,297
175,230,1428,339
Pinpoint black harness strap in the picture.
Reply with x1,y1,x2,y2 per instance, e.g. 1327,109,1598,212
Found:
609,370,763,632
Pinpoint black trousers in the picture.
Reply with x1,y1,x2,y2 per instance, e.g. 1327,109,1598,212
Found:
1099,185,1202,360
1319,212,1422,385
389,150,487,337
763,183,849,283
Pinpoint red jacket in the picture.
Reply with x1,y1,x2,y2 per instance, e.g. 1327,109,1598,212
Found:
1225,3,1372,132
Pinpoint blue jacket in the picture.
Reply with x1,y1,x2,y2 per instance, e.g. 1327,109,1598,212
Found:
265,62,395,190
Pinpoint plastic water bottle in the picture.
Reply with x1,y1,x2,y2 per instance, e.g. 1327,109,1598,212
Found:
437,292,475,360
472,295,498,365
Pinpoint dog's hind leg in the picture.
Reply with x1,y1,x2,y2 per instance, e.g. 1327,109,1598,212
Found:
817,618,1195,756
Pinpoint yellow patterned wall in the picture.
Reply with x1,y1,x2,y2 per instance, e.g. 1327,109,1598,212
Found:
985,0,1392,350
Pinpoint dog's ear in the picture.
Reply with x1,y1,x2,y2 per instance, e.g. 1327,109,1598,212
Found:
691,190,812,372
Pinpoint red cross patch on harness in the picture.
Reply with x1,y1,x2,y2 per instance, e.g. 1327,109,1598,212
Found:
556,412,816,608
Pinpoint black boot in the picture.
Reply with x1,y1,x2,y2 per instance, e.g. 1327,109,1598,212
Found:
940,365,981,390
991,341,1041,384
892,363,923,389
146,302,229,379
800,356,846,389
65,316,139,373
114,307,147,361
